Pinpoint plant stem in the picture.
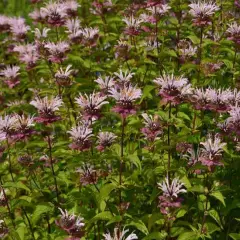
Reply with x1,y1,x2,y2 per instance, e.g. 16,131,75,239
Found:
6,139,14,182
47,135,60,204
167,103,172,175
23,208,35,240
197,26,204,82
119,117,125,205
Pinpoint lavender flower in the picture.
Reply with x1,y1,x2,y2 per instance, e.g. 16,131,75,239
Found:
68,124,93,151
29,9,46,23
103,228,138,240
200,134,226,169
147,4,171,22
227,22,240,45
0,15,11,32
96,132,117,151
122,15,144,36
9,17,30,40
33,27,50,39
158,178,187,215
226,106,240,135
61,0,80,17
94,76,115,95
153,74,192,105
30,96,63,124
76,164,98,186
81,27,99,47
0,65,20,88
114,40,131,59
114,69,134,86
44,41,70,63
189,1,219,26
0,115,17,141
109,84,142,117
65,18,83,43
75,92,109,120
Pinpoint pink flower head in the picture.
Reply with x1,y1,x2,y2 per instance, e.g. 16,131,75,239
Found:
0,115,17,141
55,65,74,86
44,41,70,63
40,1,67,26
158,178,187,215
76,164,98,186
109,84,142,118
9,17,30,40
122,15,144,36
56,208,85,237
13,44,40,69
61,0,80,17
0,65,20,88
200,134,226,169
91,0,113,15
227,22,240,45
94,76,115,95
141,113,162,142
65,18,83,43
114,40,131,59
226,106,240,135
75,92,108,120
68,124,93,151
103,228,138,240
96,132,117,151
189,1,219,26
29,9,46,24
0,15,11,33
81,27,99,47
114,69,134,87
154,73,192,105
30,96,63,124
146,4,171,22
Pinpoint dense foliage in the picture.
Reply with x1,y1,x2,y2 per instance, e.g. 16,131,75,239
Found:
0,0,240,239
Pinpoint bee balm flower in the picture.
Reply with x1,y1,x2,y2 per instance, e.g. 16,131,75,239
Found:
0,65,20,88
97,132,117,151
227,22,240,45
103,228,138,240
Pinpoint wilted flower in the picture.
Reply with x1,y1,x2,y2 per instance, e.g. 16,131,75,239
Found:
114,40,131,59
40,1,67,26
30,96,63,124
141,113,162,142
68,125,93,151
122,15,144,36
189,1,219,26
75,92,108,120
200,134,226,169
96,132,117,151
94,76,115,95
44,41,70,63
227,22,240,45
153,73,192,105
18,154,33,167
103,228,138,240
76,164,98,186
109,84,142,117
55,65,74,86
56,208,85,238
158,178,187,215
0,65,20,88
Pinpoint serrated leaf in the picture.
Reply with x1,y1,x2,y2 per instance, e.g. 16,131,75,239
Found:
208,209,223,229
210,191,226,207
126,220,149,235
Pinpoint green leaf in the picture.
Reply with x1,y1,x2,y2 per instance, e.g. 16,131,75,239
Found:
3,182,30,192
230,233,240,240
208,209,223,229
32,203,54,224
126,220,149,235
177,231,198,240
143,231,167,240
176,209,187,219
16,226,26,240
210,191,226,207
88,211,113,226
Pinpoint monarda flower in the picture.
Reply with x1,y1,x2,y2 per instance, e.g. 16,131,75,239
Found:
189,1,219,27
29,9,46,24
103,228,138,240
11,114,35,141
76,164,98,186
114,69,135,86
94,76,115,95
141,113,162,142
44,41,70,63
61,0,80,17
147,4,171,22
0,65,20,88
227,22,240,45
178,40,197,63
0,115,17,141
114,40,131,59
0,189,7,206
56,208,85,238
200,134,226,169
153,74,192,105
109,84,142,118
0,220,8,238
65,18,83,43
40,1,67,26
0,15,11,33
96,132,117,151
9,17,30,40
157,178,187,215
91,0,113,15
55,65,74,86
18,155,33,167
226,106,240,135
30,96,63,124
183,147,202,174
68,125,93,151
75,92,108,120
81,27,99,47
122,15,144,36
33,27,50,40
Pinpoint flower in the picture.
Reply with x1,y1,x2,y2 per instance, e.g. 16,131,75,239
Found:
178,40,197,62
75,92,108,120
122,15,144,36
68,125,93,151
96,132,117,151
56,208,85,238
33,27,50,39
0,220,8,238
18,155,33,167
109,84,142,117
141,113,162,142
189,1,219,26
114,69,134,86
94,76,115,95
200,134,226,169
40,1,67,26
0,15,11,33
55,65,74,86
76,164,98,186
29,9,46,23
11,114,35,140
0,115,17,141
103,228,138,240
158,178,187,215
61,0,80,17
65,18,83,42
30,96,63,124
44,41,70,63
81,27,99,47
227,22,240,45
114,40,131,59
147,4,171,22
0,65,20,88
9,17,30,40
153,73,192,105
0,189,7,206
225,106,240,135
